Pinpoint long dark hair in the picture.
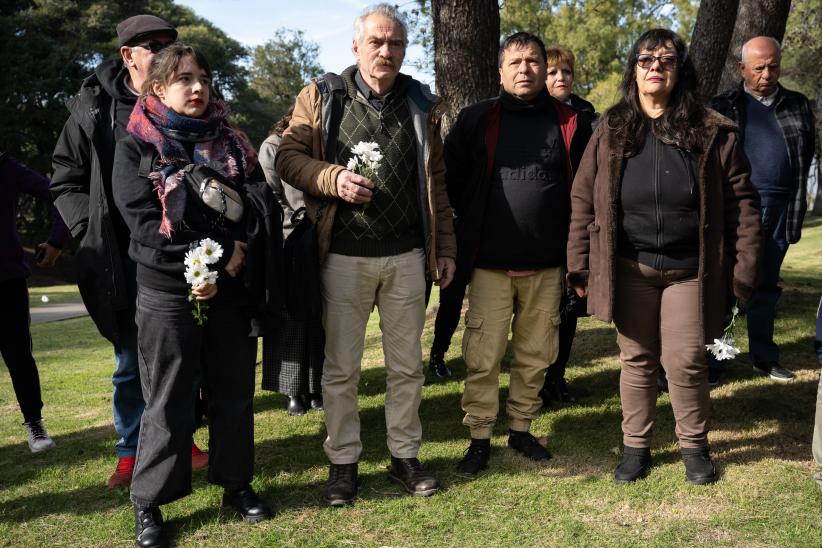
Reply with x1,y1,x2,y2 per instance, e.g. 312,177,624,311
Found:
269,103,295,137
605,29,705,154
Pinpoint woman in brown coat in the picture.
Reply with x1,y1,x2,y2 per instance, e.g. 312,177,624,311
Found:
567,29,761,485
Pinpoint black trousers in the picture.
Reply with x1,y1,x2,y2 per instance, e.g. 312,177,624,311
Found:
430,267,471,357
130,285,257,507
0,277,43,423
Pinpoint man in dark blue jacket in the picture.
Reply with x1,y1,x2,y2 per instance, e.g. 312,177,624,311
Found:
711,36,816,383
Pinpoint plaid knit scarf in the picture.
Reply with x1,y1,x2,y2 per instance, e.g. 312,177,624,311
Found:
127,94,258,237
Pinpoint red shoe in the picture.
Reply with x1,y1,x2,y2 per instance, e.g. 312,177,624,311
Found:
108,455,135,489
191,440,209,470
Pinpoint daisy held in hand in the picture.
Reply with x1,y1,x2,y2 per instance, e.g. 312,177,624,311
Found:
184,238,223,325
706,303,742,361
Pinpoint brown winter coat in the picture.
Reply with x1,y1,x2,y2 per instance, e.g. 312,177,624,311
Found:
274,77,457,280
566,109,762,345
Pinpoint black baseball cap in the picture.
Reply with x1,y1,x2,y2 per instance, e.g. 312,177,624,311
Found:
116,14,177,48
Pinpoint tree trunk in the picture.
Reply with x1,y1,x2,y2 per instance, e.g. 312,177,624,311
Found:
432,0,500,133
690,0,740,99
716,0,792,94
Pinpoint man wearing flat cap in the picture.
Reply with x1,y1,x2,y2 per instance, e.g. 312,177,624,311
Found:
51,14,208,491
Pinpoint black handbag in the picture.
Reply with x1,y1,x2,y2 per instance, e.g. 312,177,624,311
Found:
283,206,324,321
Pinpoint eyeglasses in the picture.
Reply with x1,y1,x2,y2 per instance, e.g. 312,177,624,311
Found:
132,40,172,54
636,54,678,71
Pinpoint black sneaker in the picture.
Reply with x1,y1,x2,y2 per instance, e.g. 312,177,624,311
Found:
388,457,439,496
428,353,452,378
614,445,652,484
323,463,358,506
681,446,717,485
507,430,551,461
456,439,491,475
752,361,795,381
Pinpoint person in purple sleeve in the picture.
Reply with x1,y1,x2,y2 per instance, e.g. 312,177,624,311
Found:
0,153,68,452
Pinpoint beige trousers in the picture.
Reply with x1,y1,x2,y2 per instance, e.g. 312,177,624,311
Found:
613,258,710,449
461,267,563,439
320,249,426,464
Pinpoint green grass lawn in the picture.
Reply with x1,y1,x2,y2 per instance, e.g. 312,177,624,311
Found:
1,219,821,546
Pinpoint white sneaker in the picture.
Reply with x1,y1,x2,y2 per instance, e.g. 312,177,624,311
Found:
25,420,56,453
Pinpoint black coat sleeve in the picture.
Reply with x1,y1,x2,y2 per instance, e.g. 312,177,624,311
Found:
50,115,92,239
111,135,235,275
443,108,472,218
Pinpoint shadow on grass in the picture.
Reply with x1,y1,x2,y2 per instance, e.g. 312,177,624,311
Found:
0,424,114,493
0,472,131,523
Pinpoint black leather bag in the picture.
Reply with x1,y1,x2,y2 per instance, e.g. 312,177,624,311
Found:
283,206,323,321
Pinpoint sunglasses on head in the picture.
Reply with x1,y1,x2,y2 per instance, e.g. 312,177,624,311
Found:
636,54,678,71
132,40,171,54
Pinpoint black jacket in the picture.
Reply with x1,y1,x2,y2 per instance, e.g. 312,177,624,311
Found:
50,59,134,343
112,135,281,331
445,95,593,275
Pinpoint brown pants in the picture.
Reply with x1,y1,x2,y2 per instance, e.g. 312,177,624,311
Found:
613,258,709,449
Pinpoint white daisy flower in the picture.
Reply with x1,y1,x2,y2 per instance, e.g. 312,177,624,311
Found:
184,248,206,268
706,336,741,361
184,265,208,287
198,238,223,264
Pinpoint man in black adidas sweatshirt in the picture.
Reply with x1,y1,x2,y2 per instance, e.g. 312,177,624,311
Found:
446,32,590,475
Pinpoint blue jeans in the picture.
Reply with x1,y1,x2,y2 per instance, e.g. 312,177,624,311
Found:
746,203,789,364
112,258,144,458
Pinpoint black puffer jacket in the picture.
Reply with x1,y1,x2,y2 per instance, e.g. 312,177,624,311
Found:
50,59,135,344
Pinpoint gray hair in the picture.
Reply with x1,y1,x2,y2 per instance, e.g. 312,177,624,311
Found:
740,36,781,63
353,3,408,46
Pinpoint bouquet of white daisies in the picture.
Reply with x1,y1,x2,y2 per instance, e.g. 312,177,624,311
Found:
346,141,382,210
184,238,224,326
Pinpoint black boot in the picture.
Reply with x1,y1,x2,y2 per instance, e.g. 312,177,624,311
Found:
287,395,306,416
614,446,652,484
309,393,323,410
539,378,554,408
134,505,166,548
456,438,491,475
507,430,552,460
428,352,452,378
681,446,717,485
551,377,577,404
222,485,273,523
324,463,358,506
388,457,440,496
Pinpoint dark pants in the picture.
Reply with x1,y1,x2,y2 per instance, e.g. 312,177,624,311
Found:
430,267,470,357
0,277,43,423
746,203,789,364
546,289,580,383
130,285,257,507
